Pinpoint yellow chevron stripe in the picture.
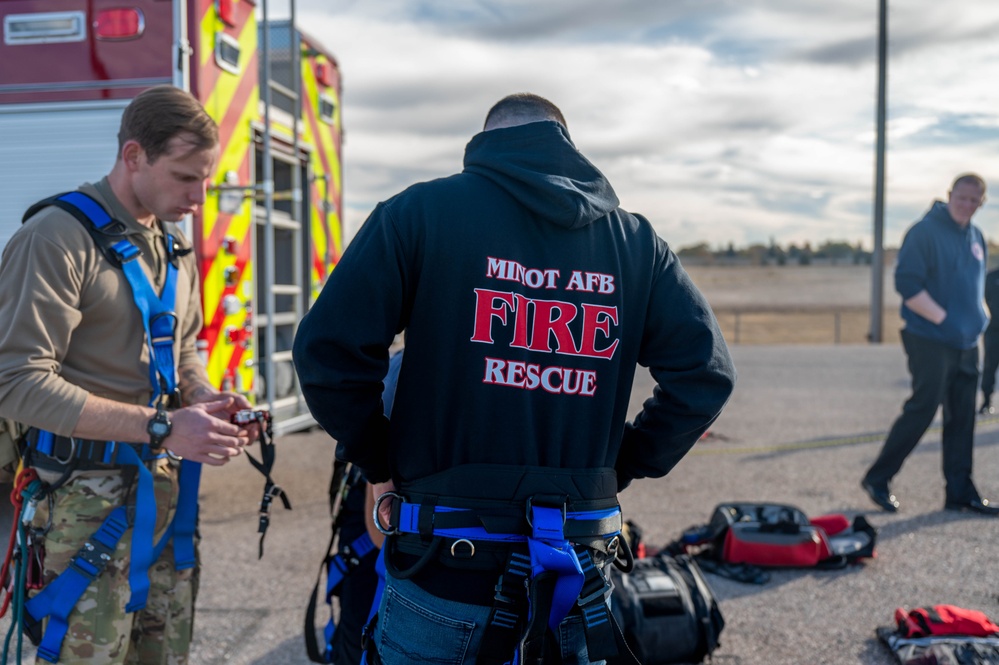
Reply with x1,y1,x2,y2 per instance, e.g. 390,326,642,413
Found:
201,14,258,240
300,55,344,287
197,1,259,392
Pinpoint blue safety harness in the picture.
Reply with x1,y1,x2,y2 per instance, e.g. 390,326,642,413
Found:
306,351,405,663
362,488,635,665
304,461,379,663
18,191,201,663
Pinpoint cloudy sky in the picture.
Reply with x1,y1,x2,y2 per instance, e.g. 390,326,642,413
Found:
294,1,999,251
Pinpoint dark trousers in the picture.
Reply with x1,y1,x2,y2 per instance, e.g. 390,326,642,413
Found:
865,330,979,504
981,321,999,398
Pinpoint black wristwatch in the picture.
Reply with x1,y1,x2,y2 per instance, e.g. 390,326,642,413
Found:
147,404,172,450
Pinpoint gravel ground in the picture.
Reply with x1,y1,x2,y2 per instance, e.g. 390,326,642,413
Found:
3,343,998,665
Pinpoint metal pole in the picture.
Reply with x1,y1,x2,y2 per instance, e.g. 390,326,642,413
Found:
172,0,190,92
870,0,887,343
174,0,192,239
261,0,277,411
290,0,305,413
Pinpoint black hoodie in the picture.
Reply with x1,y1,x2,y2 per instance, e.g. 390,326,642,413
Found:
294,120,735,491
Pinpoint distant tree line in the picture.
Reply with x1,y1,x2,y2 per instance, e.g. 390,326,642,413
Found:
677,238,873,266
678,238,999,268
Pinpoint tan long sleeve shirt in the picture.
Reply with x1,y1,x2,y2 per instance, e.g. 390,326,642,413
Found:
0,178,203,436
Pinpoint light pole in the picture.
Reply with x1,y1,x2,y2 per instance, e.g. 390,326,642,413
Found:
870,0,887,343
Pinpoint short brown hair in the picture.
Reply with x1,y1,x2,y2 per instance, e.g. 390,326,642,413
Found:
483,93,567,131
952,173,986,194
117,85,218,163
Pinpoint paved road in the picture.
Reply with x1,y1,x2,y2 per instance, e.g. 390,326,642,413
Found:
4,343,999,664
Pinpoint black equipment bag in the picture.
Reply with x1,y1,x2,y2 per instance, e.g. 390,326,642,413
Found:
608,552,724,665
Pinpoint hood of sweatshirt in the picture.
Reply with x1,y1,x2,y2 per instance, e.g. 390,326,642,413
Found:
926,200,966,231
461,120,620,230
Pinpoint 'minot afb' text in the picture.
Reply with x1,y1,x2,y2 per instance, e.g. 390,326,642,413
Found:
472,256,621,397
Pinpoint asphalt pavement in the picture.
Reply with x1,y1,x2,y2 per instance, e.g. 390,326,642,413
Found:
3,343,999,664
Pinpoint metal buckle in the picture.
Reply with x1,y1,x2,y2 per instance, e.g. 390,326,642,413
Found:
577,580,612,607
150,311,178,338
525,495,567,528
373,491,402,536
259,484,284,515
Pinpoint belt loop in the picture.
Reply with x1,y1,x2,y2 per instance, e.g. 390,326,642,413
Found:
417,495,437,541
526,494,568,539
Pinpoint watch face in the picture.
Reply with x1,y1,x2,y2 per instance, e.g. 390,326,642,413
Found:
150,421,170,437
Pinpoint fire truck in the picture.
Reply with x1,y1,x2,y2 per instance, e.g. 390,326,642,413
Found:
0,0,344,433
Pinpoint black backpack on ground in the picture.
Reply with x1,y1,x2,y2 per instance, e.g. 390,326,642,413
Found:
608,552,725,665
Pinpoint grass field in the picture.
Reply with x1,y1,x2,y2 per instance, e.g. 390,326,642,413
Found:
683,264,904,344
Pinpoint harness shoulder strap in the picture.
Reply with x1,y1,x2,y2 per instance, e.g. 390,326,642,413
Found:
24,192,131,269
305,463,372,663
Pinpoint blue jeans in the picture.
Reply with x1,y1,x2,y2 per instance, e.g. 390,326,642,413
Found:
372,573,602,665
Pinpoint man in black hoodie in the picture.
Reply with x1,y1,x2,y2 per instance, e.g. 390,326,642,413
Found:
978,267,999,415
294,94,736,665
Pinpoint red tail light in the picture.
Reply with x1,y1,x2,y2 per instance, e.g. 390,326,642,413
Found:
316,62,333,88
217,0,236,27
94,8,144,40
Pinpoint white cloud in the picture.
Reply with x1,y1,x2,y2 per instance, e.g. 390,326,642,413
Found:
296,2,999,249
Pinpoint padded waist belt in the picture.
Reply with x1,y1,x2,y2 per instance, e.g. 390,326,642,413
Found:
400,463,619,504
28,429,165,469
390,500,622,542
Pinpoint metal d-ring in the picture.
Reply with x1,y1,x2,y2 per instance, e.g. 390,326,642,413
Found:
53,437,78,465
373,491,403,536
450,538,475,558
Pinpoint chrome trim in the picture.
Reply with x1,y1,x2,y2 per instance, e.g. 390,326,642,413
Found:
4,11,86,45
318,93,335,124
0,78,171,96
215,31,241,76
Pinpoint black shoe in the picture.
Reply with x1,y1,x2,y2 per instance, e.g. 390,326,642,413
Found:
944,498,999,516
861,479,899,512
979,399,994,415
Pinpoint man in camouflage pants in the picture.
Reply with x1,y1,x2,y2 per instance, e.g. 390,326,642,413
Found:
0,85,254,663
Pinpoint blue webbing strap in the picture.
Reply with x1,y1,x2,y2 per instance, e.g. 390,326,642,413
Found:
477,550,531,665
574,547,618,661
114,444,157,613
25,506,130,663
146,458,201,572
394,503,622,542
321,532,377,661
58,192,179,403
527,505,584,634
359,548,388,665
325,532,377,601
170,460,201,570
32,430,55,457
112,237,178,403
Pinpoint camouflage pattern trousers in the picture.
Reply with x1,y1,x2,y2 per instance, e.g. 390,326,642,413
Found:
28,458,198,664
